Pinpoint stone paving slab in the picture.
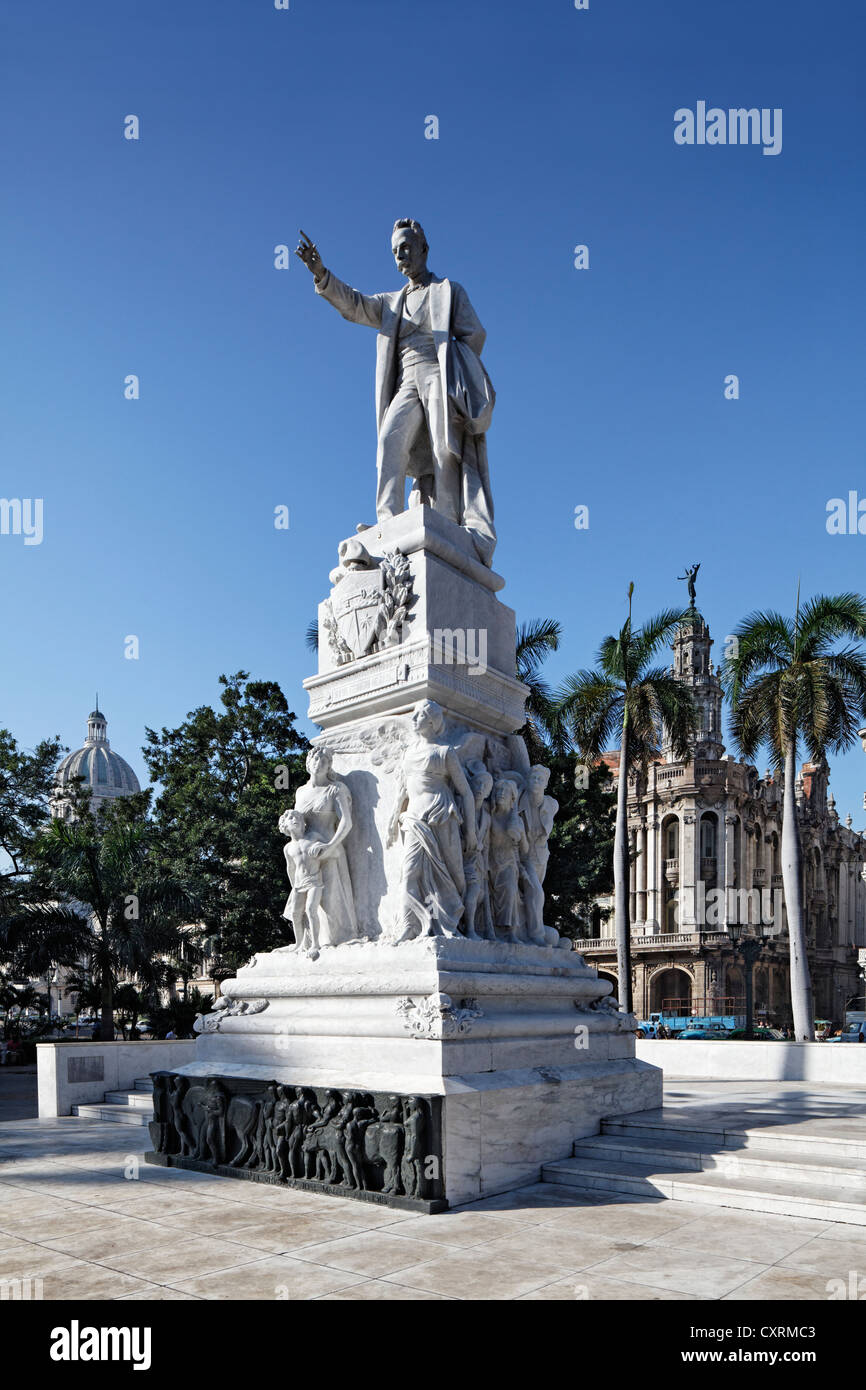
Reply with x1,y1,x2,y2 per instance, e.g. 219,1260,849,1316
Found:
2,1082,866,1301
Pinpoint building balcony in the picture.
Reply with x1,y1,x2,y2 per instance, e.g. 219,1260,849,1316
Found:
700,857,717,882
772,873,784,888
664,858,680,882
753,867,767,885
695,761,727,781
573,931,732,954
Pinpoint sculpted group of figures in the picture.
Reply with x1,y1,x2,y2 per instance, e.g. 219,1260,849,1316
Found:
277,698,562,953
150,1074,437,1202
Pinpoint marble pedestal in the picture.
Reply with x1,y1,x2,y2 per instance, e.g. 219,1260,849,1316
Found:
306,507,527,735
168,940,661,1206
147,506,661,1208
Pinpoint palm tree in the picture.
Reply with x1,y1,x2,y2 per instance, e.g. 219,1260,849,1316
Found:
0,978,46,1039
722,590,866,1040
554,587,696,1013
0,807,194,1041
515,619,562,757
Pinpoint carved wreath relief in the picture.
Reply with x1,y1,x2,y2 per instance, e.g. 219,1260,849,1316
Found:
396,992,483,1039
194,996,269,1034
149,1073,442,1205
321,539,414,666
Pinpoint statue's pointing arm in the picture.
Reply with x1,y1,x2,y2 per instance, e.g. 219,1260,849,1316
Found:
316,270,385,330
295,228,385,329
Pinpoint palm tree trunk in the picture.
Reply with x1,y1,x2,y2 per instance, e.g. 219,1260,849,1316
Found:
100,975,114,1043
613,717,633,1013
782,743,813,1041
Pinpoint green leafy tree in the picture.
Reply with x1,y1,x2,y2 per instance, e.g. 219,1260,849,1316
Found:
0,799,194,1041
0,729,65,910
555,589,696,1012
0,978,47,1039
143,673,309,968
151,987,212,1039
544,756,616,936
723,591,866,1040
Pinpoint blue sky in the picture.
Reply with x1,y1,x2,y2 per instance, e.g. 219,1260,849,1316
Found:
3,0,866,819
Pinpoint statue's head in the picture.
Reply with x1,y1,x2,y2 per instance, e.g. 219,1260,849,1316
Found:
392,218,428,279
467,757,493,802
411,698,444,738
306,745,333,782
493,777,518,811
279,807,305,839
528,765,551,802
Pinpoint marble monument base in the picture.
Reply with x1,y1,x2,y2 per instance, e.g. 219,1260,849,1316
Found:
155,939,661,1208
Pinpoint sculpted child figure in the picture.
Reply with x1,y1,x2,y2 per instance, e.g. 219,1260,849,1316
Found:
278,807,329,959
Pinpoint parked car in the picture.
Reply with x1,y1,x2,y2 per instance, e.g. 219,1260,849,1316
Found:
677,1027,731,1040
726,1027,783,1041
834,1021,866,1042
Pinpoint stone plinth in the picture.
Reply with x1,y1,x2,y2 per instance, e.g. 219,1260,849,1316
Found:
306,508,527,736
167,941,661,1205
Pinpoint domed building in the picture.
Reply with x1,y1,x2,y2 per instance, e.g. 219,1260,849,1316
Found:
52,706,141,818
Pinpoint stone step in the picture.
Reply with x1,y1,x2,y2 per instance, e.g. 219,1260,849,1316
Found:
133,1078,154,1093
71,1103,151,1126
577,1132,866,1190
103,1090,153,1109
542,1153,866,1226
602,1114,866,1164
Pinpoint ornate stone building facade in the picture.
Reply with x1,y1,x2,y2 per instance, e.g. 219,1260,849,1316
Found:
577,613,866,1027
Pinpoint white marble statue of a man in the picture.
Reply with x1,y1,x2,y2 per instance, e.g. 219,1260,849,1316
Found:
295,220,496,567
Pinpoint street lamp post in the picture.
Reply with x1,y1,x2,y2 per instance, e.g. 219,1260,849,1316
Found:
728,923,767,1039
48,968,63,1035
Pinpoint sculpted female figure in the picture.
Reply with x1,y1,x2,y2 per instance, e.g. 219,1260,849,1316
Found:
288,746,360,947
522,765,558,885
387,700,476,940
463,758,495,940
489,778,527,932
517,764,558,945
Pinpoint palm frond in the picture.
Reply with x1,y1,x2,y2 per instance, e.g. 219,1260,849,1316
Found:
516,619,562,681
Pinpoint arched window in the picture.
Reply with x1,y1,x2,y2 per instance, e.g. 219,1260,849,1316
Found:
665,819,679,860
700,814,717,860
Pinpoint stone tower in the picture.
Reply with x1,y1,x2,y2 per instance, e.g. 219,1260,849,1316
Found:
667,612,725,761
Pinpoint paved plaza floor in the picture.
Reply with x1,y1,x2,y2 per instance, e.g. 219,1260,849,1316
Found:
2,1076,866,1301
0,1065,37,1122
